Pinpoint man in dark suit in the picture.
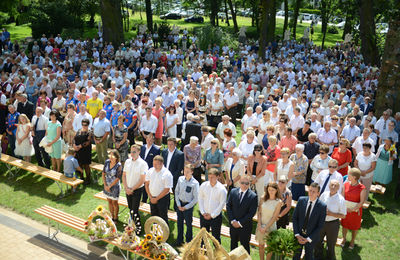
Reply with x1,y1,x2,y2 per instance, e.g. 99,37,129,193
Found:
148,63,159,81
359,97,373,115
140,133,160,202
293,182,327,260
16,93,34,120
161,137,184,191
182,115,202,148
226,175,258,254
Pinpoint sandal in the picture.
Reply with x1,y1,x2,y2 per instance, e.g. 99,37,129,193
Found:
340,240,346,248
349,243,355,250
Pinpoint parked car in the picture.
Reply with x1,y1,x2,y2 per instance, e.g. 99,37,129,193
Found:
184,16,204,23
276,10,285,16
336,21,346,29
302,13,312,21
160,13,182,20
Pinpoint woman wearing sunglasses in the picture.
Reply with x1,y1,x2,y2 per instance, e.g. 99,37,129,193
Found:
310,144,332,182
247,144,268,202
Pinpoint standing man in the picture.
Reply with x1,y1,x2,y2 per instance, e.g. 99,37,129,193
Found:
292,182,327,260
226,175,258,253
224,85,239,126
123,144,148,231
198,168,227,243
161,137,184,191
174,164,199,247
86,90,103,119
73,104,93,132
31,107,51,168
314,159,343,194
16,93,34,121
92,110,110,164
140,133,160,202
145,155,173,225
315,180,346,260
6,105,19,156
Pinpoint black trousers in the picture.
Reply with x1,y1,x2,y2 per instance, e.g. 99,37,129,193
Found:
126,186,144,223
230,223,252,254
33,131,51,168
150,194,170,225
200,213,222,243
226,107,237,126
315,219,340,260
193,166,203,185
293,241,316,260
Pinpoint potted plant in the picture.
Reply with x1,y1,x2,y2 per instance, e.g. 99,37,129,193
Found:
265,229,300,260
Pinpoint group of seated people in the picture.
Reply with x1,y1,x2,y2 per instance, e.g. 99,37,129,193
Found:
1,28,399,259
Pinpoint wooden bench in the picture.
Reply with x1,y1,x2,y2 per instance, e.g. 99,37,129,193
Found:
94,191,259,247
34,205,153,260
1,153,84,197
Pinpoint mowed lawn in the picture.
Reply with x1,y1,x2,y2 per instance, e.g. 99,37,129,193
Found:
0,126,399,259
6,12,343,47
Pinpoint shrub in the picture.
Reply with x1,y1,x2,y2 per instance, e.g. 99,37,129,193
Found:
195,26,239,51
157,22,171,41
328,26,339,34
266,228,300,259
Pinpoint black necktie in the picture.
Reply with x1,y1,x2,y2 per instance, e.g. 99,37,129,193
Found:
34,117,39,132
320,174,332,194
239,191,244,203
302,201,313,235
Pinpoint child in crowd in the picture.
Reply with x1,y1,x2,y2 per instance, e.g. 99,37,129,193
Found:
64,148,83,192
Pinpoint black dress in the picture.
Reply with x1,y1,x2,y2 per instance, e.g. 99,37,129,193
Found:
74,129,92,165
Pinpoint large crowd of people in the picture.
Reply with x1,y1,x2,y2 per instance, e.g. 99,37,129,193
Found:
1,26,399,259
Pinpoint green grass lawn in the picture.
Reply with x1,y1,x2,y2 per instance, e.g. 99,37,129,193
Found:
1,125,400,259
6,12,342,47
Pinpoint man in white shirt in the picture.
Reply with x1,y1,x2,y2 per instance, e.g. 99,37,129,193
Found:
316,121,338,154
352,128,375,154
215,115,237,142
140,107,158,141
145,155,173,225
290,107,305,135
123,144,148,227
341,117,361,144
314,159,343,194
315,180,346,260
92,110,110,164
73,104,93,132
241,107,258,133
201,126,214,151
198,168,227,243
224,86,239,126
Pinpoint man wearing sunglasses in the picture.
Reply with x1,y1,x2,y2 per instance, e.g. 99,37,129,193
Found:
314,159,344,194
226,175,258,254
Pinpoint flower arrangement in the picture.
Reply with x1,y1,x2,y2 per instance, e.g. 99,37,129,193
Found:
116,211,141,250
389,144,397,156
135,233,177,259
84,205,118,242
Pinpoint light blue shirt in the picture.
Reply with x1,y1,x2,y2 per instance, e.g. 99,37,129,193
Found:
175,176,199,209
92,117,111,137
64,155,80,175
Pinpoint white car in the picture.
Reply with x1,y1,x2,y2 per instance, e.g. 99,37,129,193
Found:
336,21,346,29
276,10,285,16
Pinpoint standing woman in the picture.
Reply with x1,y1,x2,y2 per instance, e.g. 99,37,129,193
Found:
112,115,129,163
374,137,397,186
341,168,367,249
14,114,35,162
63,104,76,145
183,136,202,184
354,143,376,198
223,148,245,192
247,144,268,202
122,100,137,146
164,105,179,138
203,138,224,181
152,97,165,145
45,110,62,172
274,147,295,184
331,138,352,177
185,90,198,116
276,176,292,229
310,145,332,182
209,92,224,128
265,136,281,184
74,118,93,185
102,149,123,222
222,128,236,159
255,182,282,260
289,144,308,200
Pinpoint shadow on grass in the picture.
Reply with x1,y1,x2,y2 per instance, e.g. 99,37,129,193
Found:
340,243,362,260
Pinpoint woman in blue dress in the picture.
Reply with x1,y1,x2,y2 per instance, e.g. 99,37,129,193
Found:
373,137,397,185
102,149,123,222
45,110,62,172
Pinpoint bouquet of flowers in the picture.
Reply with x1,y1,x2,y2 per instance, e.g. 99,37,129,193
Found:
136,233,169,259
116,212,141,250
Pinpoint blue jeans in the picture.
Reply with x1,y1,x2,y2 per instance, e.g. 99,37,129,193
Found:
176,204,194,244
291,183,306,201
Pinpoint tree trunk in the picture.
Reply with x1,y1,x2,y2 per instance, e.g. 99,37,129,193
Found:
145,0,153,33
259,0,274,60
227,0,238,32
375,18,400,116
342,11,353,40
283,0,289,38
267,0,276,43
359,0,380,66
292,0,302,40
321,0,328,48
101,0,124,45
224,0,230,26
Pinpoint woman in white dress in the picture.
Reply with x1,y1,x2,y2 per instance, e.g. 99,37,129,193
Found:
274,147,295,185
258,111,273,144
15,114,35,162
164,105,179,138
256,182,283,260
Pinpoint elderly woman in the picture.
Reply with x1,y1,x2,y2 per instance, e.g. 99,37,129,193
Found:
203,138,224,180
184,136,202,184
310,144,332,182
74,118,93,185
102,149,123,222
274,147,294,184
258,111,273,144
331,138,352,177
265,135,281,183
152,97,165,145
276,175,292,229
341,168,367,249
247,144,268,202
224,148,246,192
112,115,129,163
238,130,258,161
374,137,397,185
45,110,62,172
63,104,77,145
122,100,137,146
289,144,309,200
354,143,376,198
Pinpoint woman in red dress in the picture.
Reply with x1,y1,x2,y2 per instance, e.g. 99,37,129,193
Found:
331,138,352,176
152,97,164,145
341,168,367,249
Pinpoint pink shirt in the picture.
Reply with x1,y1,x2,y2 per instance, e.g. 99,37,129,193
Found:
278,136,298,152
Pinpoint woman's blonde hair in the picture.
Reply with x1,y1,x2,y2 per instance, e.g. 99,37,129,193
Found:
18,114,30,124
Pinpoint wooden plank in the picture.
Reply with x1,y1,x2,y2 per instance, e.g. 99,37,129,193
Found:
1,154,83,187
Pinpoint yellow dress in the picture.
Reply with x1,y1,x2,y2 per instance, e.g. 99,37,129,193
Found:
255,199,281,244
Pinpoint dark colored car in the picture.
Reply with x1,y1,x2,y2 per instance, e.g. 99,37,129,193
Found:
160,13,182,20
184,16,204,23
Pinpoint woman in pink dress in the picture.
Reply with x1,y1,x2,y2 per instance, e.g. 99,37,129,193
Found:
152,97,164,145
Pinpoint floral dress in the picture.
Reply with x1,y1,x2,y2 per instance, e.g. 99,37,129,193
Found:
103,159,123,200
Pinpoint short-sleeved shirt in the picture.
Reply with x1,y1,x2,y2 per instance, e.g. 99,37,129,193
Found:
331,148,352,176
145,166,173,197
122,109,137,128
103,103,113,120
124,157,148,188
92,117,111,137
64,155,80,175
86,98,103,118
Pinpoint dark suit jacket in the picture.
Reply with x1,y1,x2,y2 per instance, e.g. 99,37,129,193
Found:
292,196,327,243
17,101,35,120
226,188,258,229
148,68,159,80
140,144,160,168
161,148,184,182
359,103,373,115
182,121,202,148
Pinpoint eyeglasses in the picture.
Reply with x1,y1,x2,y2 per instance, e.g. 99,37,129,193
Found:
211,142,217,145
240,181,250,185
339,142,344,145
329,165,337,168
319,152,326,154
